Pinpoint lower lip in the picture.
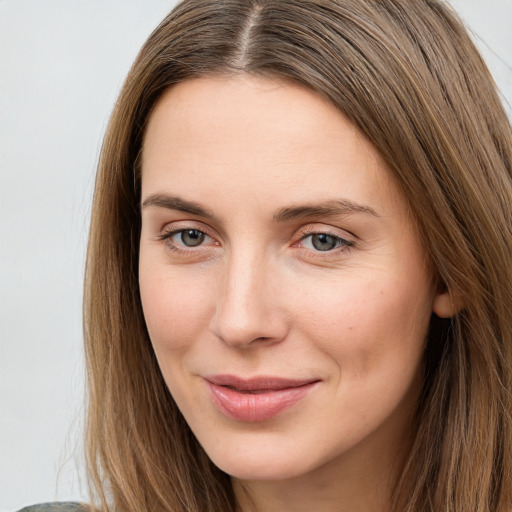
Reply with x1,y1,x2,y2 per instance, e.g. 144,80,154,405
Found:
206,381,318,422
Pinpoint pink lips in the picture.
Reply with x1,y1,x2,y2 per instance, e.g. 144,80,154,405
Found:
205,375,320,422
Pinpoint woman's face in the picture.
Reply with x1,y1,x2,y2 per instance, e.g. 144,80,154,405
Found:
139,75,446,484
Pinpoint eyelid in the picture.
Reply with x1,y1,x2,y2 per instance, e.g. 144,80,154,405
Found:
157,221,221,250
162,228,213,245
291,224,356,257
293,223,356,243
297,232,354,249
159,220,217,238
155,221,355,256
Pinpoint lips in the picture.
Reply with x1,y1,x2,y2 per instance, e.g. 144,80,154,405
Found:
204,375,320,422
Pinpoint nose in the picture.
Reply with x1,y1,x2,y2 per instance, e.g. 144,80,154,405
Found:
210,250,289,349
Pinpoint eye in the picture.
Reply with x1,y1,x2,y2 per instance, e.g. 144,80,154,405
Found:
176,229,206,247
160,228,215,249
299,232,354,252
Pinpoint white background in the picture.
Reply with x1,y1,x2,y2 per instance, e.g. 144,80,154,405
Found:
1,1,510,510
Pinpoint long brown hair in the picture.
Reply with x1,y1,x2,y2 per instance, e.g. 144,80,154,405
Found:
84,1,512,510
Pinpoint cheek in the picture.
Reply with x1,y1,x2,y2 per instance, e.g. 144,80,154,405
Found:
294,273,432,378
139,267,213,355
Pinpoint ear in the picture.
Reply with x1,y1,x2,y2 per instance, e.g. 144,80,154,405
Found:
432,289,464,318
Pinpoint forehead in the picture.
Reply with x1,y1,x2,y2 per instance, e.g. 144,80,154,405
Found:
141,74,402,218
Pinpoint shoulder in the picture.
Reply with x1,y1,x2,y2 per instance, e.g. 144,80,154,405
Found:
16,503,88,512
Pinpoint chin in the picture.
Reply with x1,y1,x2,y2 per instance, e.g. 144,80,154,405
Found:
199,436,319,481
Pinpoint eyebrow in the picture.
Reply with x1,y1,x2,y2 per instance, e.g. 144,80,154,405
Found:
141,193,214,218
273,200,379,222
141,193,379,221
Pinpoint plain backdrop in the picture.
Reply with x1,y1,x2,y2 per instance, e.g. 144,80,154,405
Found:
0,1,510,510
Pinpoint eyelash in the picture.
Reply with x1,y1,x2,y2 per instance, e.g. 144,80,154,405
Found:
157,228,217,253
296,230,355,254
157,227,355,256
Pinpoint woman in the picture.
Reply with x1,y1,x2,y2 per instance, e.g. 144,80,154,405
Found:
20,0,512,511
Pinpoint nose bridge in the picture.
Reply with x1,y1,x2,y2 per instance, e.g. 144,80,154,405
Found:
211,245,286,348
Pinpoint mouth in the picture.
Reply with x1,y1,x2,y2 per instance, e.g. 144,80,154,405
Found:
204,375,321,422
222,387,278,394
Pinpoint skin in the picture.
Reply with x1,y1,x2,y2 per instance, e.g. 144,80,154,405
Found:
138,75,453,512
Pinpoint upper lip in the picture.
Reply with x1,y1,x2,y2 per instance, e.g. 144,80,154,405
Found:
204,374,320,391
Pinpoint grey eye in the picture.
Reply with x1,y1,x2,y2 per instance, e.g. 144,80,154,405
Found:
180,229,205,247
310,233,339,251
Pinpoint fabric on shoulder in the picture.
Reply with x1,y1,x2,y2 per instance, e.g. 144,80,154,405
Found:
16,503,87,512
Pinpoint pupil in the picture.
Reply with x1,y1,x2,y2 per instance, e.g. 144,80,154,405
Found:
181,230,204,246
312,233,337,251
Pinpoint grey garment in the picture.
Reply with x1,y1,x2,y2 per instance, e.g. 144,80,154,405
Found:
17,503,87,512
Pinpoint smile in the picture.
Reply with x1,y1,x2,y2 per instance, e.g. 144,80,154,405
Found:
204,375,320,422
